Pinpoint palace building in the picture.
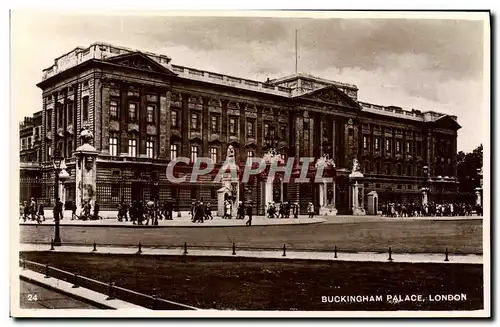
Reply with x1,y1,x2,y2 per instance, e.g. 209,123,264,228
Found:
19,42,461,215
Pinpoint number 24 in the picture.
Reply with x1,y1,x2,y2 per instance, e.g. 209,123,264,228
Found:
27,294,38,301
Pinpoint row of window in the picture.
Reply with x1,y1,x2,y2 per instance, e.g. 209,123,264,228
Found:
363,136,423,156
49,97,89,130
108,136,256,163
110,101,288,138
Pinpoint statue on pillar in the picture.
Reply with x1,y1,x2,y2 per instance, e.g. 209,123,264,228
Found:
315,153,337,216
74,124,99,217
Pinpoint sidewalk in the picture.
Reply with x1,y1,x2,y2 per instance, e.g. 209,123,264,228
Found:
19,267,146,310
19,243,483,265
19,215,326,227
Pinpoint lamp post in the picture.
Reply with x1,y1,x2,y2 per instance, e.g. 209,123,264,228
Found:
52,148,63,246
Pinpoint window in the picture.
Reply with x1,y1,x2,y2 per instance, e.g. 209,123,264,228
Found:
211,115,219,133
406,141,411,153
375,138,380,151
170,144,178,160
146,105,155,123
109,136,118,156
67,103,73,124
376,183,380,188
396,140,401,153
191,112,200,130
386,139,391,152
47,145,52,158
229,117,237,134
21,139,25,150
128,103,137,121
146,139,154,158
264,123,270,138
171,110,178,128
47,110,52,128
68,140,73,156
363,136,368,150
82,97,89,121
110,100,118,119
58,106,63,127
210,147,218,163
247,150,254,158
280,125,287,139
128,136,137,157
191,146,199,162
247,120,255,137
111,184,120,198
27,137,32,149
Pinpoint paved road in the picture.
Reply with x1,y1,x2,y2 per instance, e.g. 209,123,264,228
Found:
19,280,98,309
20,217,483,254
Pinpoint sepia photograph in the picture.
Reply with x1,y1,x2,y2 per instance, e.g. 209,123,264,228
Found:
10,10,490,318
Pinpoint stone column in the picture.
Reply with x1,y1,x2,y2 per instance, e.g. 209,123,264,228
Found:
139,88,147,156
159,90,170,158
101,83,110,154
119,86,129,155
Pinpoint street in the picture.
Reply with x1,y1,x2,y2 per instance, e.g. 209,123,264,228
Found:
20,217,483,254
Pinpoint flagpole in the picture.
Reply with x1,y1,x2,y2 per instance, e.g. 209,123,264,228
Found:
295,29,298,73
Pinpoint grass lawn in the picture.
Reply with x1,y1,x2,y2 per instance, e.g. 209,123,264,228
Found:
20,252,483,311
20,219,482,254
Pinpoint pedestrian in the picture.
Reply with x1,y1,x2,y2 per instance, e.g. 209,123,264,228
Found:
93,202,100,220
71,204,78,220
246,202,253,226
30,197,37,221
225,200,232,219
23,201,30,222
166,201,173,220
205,202,213,220
293,202,299,219
37,202,45,222
237,201,245,220
307,202,315,218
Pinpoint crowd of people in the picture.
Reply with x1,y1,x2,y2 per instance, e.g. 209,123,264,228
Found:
21,194,483,224
380,201,483,217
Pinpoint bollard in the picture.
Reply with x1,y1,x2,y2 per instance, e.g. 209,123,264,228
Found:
445,248,449,262
151,288,157,310
183,242,188,255
44,264,50,278
50,239,54,251
232,243,236,255
282,244,286,257
388,247,393,262
137,242,142,254
106,279,115,300
334,246,338,259
72,273,79,288
92,242,97,252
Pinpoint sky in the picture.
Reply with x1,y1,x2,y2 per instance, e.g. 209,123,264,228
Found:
10,11,488,152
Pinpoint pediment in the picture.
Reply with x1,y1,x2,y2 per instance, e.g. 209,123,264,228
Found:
432,115,462,130
106,52,177,76
298,85,360,109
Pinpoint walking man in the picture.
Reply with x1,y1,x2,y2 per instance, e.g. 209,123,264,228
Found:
245,202,253,227
307,202,315,219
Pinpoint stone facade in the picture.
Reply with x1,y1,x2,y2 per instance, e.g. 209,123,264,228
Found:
21,42,461,213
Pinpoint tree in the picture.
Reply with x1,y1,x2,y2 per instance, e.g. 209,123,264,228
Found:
457,144,483,194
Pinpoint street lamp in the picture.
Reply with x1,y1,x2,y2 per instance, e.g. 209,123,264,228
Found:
52,148,63,246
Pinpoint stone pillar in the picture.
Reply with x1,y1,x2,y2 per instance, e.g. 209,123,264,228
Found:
265,178,273,205
422,188,429,206
74,129,99,215
159,90,170,158
101,83,110,154
349,169,365,216
119,86,129,155
475,188,482,206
